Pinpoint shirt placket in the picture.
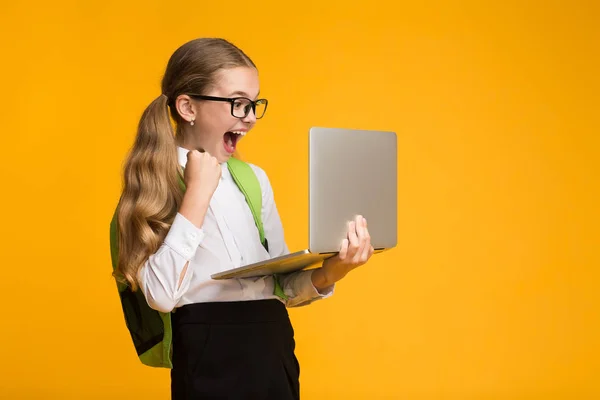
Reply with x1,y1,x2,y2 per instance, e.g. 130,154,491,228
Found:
210,182,243,268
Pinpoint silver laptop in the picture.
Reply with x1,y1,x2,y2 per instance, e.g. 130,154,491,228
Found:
211,127,397,280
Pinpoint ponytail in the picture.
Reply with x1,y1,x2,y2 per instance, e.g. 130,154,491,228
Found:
114,94,184,290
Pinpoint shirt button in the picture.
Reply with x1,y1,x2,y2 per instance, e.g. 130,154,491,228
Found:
184,246,191,254
189,232,197,240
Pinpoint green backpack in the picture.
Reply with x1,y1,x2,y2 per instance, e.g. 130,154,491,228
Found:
109,157,286,368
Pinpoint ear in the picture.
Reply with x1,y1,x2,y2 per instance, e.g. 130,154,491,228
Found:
174,94,196,124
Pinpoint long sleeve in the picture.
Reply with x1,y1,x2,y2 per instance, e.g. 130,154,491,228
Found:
250,164,335,308
136,212,205,313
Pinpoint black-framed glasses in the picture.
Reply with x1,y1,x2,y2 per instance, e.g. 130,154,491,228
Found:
188,94,268,119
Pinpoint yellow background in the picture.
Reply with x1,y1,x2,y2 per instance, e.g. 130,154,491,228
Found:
1,1,598,399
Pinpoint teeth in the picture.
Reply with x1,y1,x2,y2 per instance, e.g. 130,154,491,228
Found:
230,131,246,136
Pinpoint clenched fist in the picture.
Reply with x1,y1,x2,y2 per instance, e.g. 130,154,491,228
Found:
183,149,222,200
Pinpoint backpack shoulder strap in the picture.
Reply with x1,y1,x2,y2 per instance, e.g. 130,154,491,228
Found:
227,157,288,300
226,157,267,250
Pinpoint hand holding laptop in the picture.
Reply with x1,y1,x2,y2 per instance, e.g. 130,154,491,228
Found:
311,214,375,290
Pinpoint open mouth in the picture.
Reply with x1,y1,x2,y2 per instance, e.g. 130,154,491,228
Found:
223,131,245,154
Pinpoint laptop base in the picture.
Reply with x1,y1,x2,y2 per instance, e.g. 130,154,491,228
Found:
211,250,336,280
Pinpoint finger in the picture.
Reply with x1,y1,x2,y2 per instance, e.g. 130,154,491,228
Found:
347,221,359,257
202,152,216,164
360,217,372,262
338,238,349,260
358,215,368,245
353,215,367,263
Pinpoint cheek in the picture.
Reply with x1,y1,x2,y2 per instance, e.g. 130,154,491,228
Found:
198,108,232,138
210,115,235,138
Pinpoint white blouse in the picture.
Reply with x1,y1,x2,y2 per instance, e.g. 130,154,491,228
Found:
136,147,334,313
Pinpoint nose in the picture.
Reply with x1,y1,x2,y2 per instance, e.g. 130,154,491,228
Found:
241,108,257,124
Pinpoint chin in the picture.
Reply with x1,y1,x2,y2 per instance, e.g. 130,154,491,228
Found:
216,152,233,163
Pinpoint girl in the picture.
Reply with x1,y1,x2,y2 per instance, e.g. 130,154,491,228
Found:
114,37,375,399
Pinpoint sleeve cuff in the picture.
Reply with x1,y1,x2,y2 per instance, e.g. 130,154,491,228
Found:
163,213,205,260
286,269,335,304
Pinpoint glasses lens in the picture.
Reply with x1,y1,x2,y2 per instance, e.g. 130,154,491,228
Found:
232,98,268,118
255,99,267,119
232,98,250,118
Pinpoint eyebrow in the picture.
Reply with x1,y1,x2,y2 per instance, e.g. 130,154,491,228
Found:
228,90,261,99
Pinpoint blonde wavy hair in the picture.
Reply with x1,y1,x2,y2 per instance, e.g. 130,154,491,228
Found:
114,38,255,290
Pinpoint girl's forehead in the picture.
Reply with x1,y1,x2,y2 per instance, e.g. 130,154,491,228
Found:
213,67,260,97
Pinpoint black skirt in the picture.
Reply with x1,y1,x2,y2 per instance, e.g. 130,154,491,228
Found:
170,299,300,400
